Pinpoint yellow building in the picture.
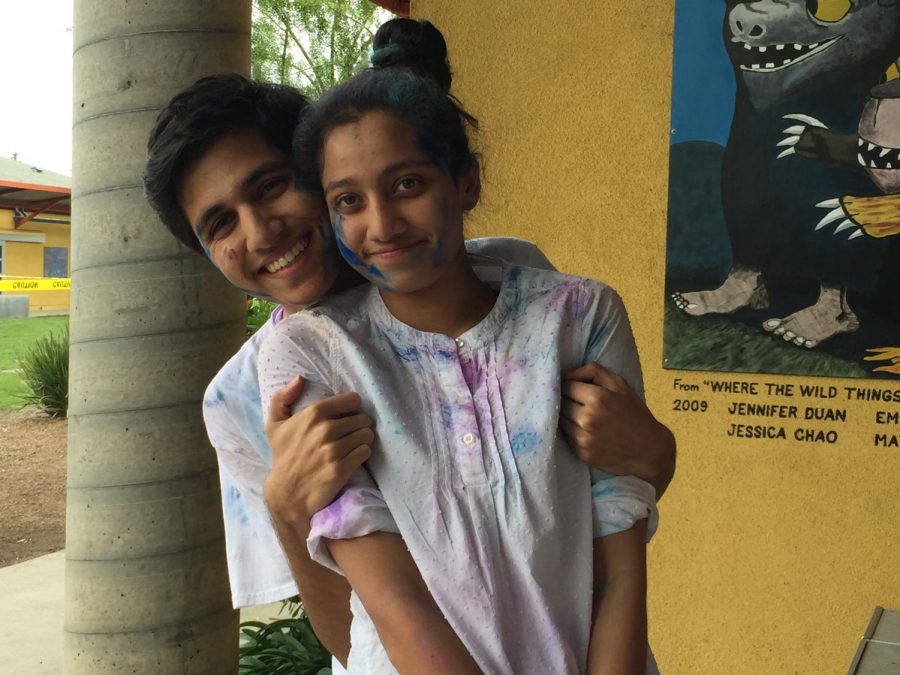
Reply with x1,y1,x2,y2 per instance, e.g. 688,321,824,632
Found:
403,2,900,673
0,155,71,314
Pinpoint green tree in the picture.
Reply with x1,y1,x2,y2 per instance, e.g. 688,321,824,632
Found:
252,0,385,96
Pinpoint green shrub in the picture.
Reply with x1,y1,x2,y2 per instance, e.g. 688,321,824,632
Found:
17,324,69,417
247,298,278,337
239,597,332,674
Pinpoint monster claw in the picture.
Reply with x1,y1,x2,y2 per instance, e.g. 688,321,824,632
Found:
782,113,827,128
833,219,855,234
815,198,841,209
815,206,845,230
782,125,806,135
776,148,795,159
777,137,799,147
847,229,865,240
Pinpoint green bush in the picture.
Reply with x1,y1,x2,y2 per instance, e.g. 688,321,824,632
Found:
17,324,69,417
247,298,278,337
239,597,332,674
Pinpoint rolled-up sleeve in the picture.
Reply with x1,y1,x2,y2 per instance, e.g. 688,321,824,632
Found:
308,477,400,574
590,470,658,541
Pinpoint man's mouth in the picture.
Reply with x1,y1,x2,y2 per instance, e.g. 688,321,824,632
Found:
264,234,310,274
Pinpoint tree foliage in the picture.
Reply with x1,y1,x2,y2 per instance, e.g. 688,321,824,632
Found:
251,0,384,96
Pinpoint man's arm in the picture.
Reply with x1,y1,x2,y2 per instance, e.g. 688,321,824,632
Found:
561,362,676,497
263,377,374,665
587,521,648,675
328,533,481,675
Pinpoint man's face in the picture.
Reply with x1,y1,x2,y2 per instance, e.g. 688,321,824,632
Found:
177,130,340,313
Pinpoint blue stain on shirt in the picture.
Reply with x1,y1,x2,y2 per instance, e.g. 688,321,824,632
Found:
510,428,541,455
204,386,226,407
223,483,250,526
393,345,420,362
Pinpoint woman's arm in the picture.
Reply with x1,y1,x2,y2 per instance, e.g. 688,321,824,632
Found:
328,533,482,675
561,362,676,497
587,520,648,675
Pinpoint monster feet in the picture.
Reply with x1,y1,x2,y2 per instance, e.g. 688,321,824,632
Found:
672,265,769,316
762,284,859,349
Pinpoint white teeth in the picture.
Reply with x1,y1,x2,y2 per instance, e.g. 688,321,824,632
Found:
745,43,752,50
858,153,866,166
868,143,876,151
859,138,865,147
809,42,818,49
794,44,803,50
766,62,775,68
265,238,308,273
880,148,890,157
760,46,767,53
776,44,785,51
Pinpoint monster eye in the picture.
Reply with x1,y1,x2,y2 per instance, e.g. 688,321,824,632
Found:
806,0,852,23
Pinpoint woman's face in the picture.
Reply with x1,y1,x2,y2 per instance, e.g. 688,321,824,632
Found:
320,109,479,293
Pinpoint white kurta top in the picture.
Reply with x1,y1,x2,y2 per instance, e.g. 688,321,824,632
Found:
202,238,559,608
257,263,658,675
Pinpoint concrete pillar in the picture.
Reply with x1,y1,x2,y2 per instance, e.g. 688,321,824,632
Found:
67,1,250,672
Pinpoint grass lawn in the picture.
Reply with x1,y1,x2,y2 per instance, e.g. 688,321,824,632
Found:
0,316,68,410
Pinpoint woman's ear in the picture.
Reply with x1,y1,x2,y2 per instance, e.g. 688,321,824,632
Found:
458,162,481,211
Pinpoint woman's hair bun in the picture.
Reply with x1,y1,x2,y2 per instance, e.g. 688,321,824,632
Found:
371,18,451,92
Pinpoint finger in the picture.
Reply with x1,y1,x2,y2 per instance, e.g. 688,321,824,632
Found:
322,414,375,442
266,376,306,425
559,418,590,454
308,391,364,420
561,380,608,407
564,363,630,393
339,444,372,473
330,427,377,460
560,396,585,425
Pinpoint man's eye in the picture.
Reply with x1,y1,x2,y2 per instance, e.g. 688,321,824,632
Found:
260,176,288,198
206,214,234,240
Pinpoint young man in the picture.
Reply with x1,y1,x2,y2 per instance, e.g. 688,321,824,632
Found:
143,73,676,668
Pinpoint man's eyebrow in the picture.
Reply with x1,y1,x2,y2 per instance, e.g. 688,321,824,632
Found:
192,160,289,236
323,159,432,194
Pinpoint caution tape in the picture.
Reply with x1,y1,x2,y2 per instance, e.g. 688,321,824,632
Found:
0,278,71,292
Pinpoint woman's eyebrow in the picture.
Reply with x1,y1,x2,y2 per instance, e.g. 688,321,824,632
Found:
323,159,432,194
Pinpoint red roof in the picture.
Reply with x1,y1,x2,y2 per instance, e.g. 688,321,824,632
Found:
372,0,409,16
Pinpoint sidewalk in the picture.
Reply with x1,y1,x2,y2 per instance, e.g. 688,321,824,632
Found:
0,551,283,673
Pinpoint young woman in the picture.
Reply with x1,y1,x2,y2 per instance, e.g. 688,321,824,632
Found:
258,22,659,675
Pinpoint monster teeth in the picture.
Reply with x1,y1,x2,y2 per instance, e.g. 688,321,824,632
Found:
794,43,803,50
776,44,785,51
880,148,890,158
868,143,876,151
759,46,767,53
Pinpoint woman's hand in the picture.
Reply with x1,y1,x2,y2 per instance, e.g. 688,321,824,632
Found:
263,377,375,528
561,363,675,497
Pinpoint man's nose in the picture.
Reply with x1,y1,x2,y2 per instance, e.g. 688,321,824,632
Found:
243,206,285,251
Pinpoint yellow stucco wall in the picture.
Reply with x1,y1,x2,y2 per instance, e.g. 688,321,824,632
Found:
413,2,900,673
0,210,71,313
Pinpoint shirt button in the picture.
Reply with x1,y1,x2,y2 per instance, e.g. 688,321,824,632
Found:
462,433,475,445
455,338,465,348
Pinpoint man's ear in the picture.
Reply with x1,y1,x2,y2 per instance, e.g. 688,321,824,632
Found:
458,162,481,211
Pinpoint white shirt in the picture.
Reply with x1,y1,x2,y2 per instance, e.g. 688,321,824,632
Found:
203,238,558,608
257,263,658,675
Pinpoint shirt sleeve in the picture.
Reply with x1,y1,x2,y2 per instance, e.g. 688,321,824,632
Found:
465,236,556,270
580,284,659,541
202,375,299,608
257,311,400,574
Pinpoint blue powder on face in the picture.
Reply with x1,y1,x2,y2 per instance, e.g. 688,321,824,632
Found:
331,209,387,282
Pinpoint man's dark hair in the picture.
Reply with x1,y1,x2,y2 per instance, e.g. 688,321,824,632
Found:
143,74,309,254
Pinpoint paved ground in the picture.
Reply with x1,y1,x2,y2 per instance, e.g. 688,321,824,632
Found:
0,550,283,673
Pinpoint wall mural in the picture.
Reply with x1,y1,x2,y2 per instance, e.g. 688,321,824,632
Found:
665,0,900,379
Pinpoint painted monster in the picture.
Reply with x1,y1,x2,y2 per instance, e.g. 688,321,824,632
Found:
672,0,900,352
783,77,900,373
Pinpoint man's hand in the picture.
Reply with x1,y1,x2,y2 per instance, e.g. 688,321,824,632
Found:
561,363,675,498
263,377,375,529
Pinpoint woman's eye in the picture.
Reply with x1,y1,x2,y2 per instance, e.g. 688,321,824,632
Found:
206,214,234,241
334,194,360,210
396,177,422,193
807,0,852,23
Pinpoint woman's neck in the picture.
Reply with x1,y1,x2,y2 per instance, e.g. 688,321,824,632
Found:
379,248,497,338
